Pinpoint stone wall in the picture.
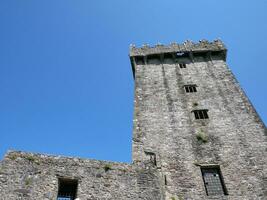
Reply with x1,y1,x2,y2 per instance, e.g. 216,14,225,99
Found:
0,151,163,200
129,40,226,57
131,42,267,199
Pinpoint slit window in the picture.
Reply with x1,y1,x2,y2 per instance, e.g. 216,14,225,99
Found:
57,179,78,200
201,166,228,196
145,151,157,166
193,109,209,119
179,63,186,68
184,85,197,93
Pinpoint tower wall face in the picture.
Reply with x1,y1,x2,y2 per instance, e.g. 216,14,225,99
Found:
0,40,266,200
131,42,267,199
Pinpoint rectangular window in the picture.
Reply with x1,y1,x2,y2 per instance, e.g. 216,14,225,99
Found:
57,179,78,200
184,85,197,93
193,109,209,119
144,151,157,166
179,63,186,68
201,166,227,196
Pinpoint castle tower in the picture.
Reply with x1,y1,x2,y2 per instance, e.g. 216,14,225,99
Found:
0,40,266,200
130,40,267,199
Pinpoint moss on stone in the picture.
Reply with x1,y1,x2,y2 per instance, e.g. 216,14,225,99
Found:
104,164,112,172
196,131,208,143
8,154,17,160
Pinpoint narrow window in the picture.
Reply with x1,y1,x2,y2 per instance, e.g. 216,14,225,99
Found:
57,179,78,200
201,166,228,196
164,175,167,185
179,63,186,68
193,109,209,119
145,151,157,166
184,85,197,93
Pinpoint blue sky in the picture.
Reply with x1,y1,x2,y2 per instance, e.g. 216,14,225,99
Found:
0,0,266,162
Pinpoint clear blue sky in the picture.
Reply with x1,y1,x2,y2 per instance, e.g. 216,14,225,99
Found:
0,0,266,162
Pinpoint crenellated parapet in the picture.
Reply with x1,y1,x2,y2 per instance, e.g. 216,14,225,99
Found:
129,39,227,57
129,40,227,78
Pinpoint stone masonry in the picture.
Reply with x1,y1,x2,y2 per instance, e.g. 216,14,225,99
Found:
0,40,266,200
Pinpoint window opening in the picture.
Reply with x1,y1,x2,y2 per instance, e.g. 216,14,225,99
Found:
164,175,167,185
144,151,157,166
193,110,209,119
135,56,144,65
179,63,186,68
184,85,197,93
57,179,78,200
201,166,228,196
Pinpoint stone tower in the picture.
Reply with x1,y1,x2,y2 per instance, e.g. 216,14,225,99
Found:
0,40,266,200
129,40,267,199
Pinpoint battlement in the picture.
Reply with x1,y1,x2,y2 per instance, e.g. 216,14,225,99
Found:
129,39,227,57
129,40,227,78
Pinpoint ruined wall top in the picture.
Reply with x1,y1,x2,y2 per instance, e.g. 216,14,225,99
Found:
129,39,227,57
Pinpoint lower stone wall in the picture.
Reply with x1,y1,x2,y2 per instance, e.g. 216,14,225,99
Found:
0,151,163,200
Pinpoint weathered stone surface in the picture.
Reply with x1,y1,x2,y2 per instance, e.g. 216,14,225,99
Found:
0,40,266,200
0,151,163,200
132,41,267,199
129,40,226,57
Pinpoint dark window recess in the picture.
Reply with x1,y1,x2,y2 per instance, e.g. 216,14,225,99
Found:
201,166,228,196
147,54,160,63
135,56,144,65
193,109,209,119
179,63,186,68
184,85,197,93
145,151,157,166
57,179,78,200
164,53,173,59
164,175,167,185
